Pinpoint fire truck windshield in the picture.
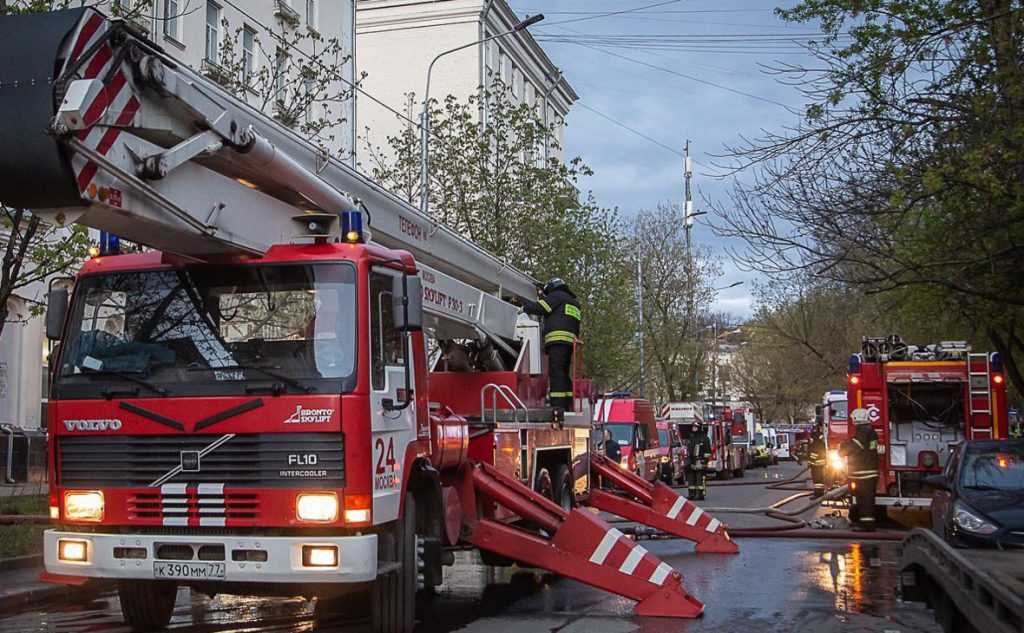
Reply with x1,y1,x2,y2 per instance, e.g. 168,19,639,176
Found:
828,400,848,420
54,263,357,398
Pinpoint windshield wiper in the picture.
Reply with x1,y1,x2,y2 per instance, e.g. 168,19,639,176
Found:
190,365,314,394
80,368,169,398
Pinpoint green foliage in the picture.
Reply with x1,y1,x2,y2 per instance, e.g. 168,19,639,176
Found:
366,85,637,389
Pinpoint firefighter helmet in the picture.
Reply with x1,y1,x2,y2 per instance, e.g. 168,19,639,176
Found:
851,408,871,425
543,277,568,295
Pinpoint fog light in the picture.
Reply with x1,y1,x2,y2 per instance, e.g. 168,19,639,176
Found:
58,539,89,563
344,509,371,524
296,493,338,523
64,491,104,522
302,545,338,567
49,505,59,520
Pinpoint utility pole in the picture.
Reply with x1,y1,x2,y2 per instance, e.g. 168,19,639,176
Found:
684,140,697,399
637,229,645,398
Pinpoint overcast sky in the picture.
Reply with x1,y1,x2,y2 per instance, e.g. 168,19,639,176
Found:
506,0,817,319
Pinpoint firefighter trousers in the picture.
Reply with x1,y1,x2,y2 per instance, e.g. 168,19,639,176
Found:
546,343,574,411
850,476,878,530
810,465,826,498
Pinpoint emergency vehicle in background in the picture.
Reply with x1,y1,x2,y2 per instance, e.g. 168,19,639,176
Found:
846,335,1009,507
594,395,660,481
663,403,742,479
818,390,850,477
0,8,732,630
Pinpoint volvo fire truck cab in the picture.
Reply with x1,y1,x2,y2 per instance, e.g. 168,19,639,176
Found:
0,7,720,629
847,335,1009,507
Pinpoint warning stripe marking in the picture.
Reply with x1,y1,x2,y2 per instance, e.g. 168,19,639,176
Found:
649,562,673,586
706,518,721,533
69,13,103,63
686,506,704,526
666,496,686,520
618,545,647,575
588,528,623,565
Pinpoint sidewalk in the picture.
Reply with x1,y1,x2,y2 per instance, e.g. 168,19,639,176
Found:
0,563,112,613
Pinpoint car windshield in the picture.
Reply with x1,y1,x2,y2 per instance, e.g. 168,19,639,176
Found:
55,263,357,398
606,423,635,446
829,400,848,420
961,446,1024,491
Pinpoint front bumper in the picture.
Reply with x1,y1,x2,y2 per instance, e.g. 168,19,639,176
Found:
44,530,377,584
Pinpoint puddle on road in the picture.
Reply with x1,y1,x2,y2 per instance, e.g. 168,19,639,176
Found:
0,541,937,633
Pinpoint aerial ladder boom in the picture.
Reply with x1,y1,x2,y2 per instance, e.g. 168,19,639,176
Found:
0,7,527,343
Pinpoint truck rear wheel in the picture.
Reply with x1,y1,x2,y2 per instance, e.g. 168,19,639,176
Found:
552,463,573,511
372,493,416,633
118,580,177,632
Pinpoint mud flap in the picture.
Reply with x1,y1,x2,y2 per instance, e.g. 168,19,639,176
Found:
589,454,738,554
459,462,704,618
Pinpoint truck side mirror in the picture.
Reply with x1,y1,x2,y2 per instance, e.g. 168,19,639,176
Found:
46,288,68,340
391,274,423,332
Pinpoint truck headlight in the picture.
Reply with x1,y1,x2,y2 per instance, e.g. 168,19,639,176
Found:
828,450,846,472
619,458,629,469
296,493,338,522
953,502,998,535
660,456,670,463
64,491,104,522
58,538,89,563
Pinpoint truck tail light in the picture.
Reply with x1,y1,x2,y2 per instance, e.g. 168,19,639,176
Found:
993,374,1004,385
849,375,861,386
344,494,372,525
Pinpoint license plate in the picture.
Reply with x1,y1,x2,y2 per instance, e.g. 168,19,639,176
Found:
153,561,225,580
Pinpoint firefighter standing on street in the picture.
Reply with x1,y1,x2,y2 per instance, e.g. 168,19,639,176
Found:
682,424,711,501
839,408,880,531
807,424,827,498
522,278,582,412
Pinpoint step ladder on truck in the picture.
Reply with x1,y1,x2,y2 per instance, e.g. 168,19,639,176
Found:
0,8,735,631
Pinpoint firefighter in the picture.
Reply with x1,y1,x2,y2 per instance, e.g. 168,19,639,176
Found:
683,424,710,501
521,278,582,412
839,408,880,531
807,424,827,498
602,429,622,490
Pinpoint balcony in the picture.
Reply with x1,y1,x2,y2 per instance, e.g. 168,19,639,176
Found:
274,0,300,28
200,58,233,88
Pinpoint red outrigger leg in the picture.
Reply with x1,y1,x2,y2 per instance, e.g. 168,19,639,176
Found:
587,454,738,554
457,462,705,618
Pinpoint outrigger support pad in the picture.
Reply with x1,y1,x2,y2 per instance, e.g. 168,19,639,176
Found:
588,453,739,554
457,462,705,618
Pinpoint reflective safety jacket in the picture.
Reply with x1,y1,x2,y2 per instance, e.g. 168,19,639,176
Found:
523,287,582,347
840,424,880,480
807,432,827,467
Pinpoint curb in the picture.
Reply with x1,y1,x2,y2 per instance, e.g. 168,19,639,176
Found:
0,573,114,613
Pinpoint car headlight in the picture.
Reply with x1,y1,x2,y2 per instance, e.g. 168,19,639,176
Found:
660,456,670,463
828,450,846,472
296,493,338,523
619,458,629,469
64,491,104,522
953,502,998,535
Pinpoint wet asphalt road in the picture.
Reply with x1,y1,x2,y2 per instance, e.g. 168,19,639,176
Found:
0,462,940,633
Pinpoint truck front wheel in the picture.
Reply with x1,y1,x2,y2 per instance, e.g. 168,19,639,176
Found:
372,492,417,633
118,580,177,632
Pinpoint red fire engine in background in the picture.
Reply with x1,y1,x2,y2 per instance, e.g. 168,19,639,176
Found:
846,335,1009,507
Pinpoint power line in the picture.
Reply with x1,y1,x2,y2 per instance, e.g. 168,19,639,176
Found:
536,0,686,28
574,102,683,157
546,37,792,109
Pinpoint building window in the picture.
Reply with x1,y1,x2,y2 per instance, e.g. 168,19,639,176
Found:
274,48,288,103
163,0,180,39
306,0,317,30
242,26,256,82
205,1,221,63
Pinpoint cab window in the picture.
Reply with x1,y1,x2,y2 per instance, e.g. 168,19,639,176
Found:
369,271,405,391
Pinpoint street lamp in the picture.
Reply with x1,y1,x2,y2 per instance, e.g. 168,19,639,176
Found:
419,13,545,215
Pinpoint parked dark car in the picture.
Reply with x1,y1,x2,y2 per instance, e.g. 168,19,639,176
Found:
927,439,1024,548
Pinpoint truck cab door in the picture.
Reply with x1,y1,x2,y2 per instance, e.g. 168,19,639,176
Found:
368,270,417,525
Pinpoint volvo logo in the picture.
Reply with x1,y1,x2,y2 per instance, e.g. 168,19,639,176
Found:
64,419,122,432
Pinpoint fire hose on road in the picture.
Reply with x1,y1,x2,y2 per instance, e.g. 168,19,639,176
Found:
612,466,905,542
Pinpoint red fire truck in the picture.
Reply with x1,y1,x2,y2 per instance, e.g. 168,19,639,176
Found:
594,395,661,481
2,8,732,630
846,335,1010,507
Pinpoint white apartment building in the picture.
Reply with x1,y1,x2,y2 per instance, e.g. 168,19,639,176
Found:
0,0,358,432
128,0,358,161
355,0,577,165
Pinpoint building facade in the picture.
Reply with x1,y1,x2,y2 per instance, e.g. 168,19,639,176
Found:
355,0,577,165
134,0,358,162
